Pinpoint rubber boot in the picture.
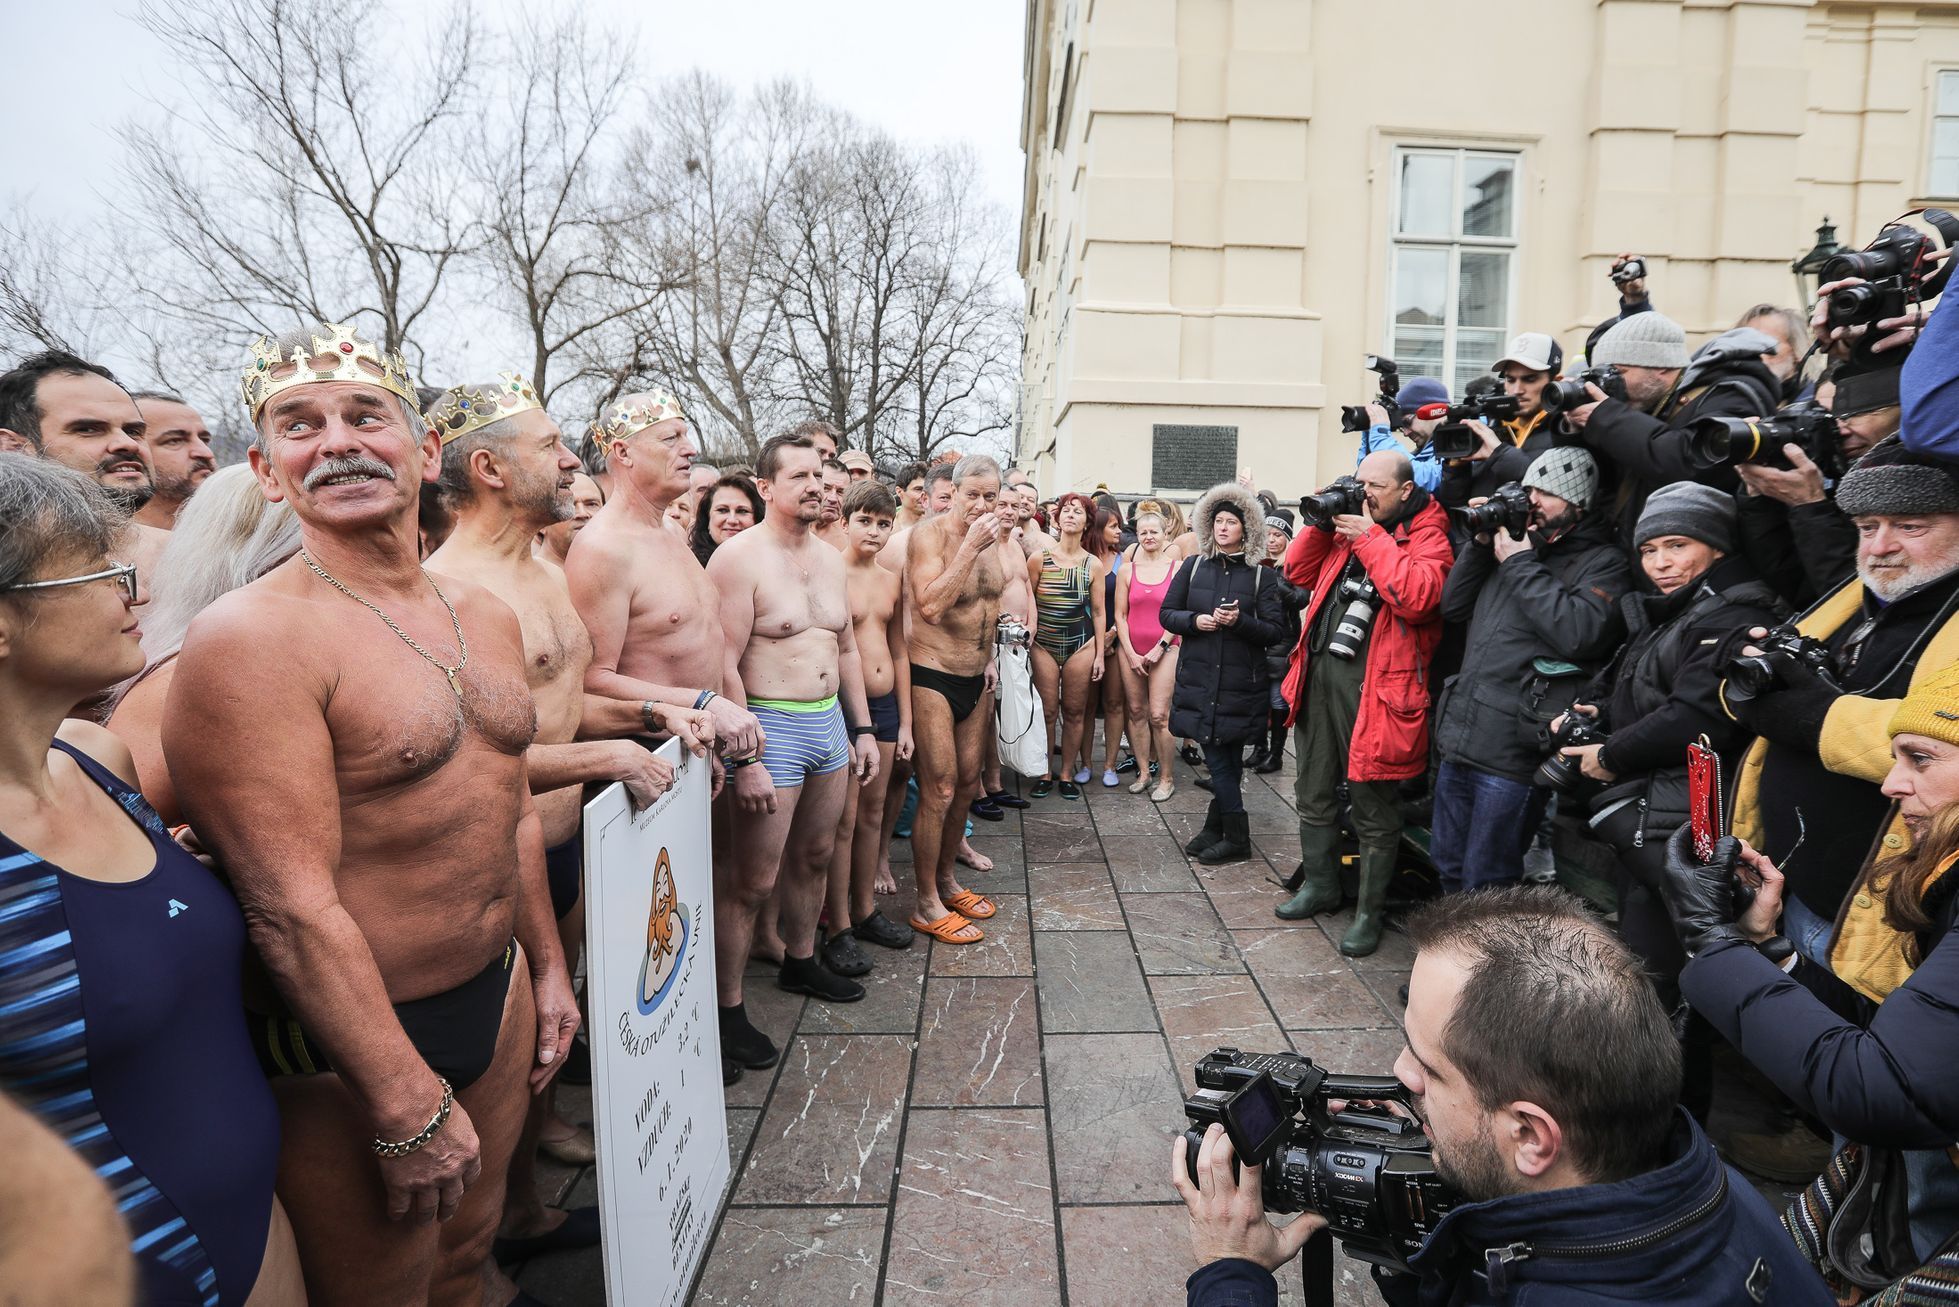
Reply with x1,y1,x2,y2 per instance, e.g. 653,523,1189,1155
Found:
1276,822,1342,919
1183,799,1224,857
1255,715,1286,774
1198,812,1252,865
1340,843,1398,958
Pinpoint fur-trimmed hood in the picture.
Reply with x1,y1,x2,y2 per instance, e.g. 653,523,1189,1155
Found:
1190,482,1266,560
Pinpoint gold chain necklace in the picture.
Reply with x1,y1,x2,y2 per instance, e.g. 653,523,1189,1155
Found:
299,551,468,701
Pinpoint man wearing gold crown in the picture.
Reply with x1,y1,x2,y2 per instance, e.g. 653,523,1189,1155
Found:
424,374,715,1276
162,323,581,1306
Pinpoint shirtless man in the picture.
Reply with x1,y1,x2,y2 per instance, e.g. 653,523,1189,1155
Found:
425,376,709,1271
790,418,841,462
164,323,581,1306
906,454,1012,943
1006,482,1056,557
815,457,850,551
0,351,168,591
892,460,929,530
564,390,769,1081
819,481,916,974
534,470,603,566
709,435,880,1026
131,392,217,530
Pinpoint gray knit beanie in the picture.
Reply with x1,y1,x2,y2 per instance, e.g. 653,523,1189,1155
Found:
1635,481,1735,553
1592,312,1690,370
1522,447,1601,512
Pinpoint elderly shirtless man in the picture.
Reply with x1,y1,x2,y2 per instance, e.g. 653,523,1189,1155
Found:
165,324,580,1306
564,390,767,1082
906,454,1013,944
424,375,711,1270
709,434,880,1034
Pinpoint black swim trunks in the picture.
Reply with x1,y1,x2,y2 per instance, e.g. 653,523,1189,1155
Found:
910,664,986,724
254,940,516,1090
866,689,901,744
544,834,582,919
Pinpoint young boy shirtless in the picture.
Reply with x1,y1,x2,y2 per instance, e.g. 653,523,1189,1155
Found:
820,481,917,973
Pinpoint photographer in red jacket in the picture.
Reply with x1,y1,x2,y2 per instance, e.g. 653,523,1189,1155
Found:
1275,449,1453,956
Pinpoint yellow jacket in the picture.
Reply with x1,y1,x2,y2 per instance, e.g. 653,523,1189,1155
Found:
1729,577,1959,1001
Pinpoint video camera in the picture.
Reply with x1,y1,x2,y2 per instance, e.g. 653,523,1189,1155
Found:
1722,627,1840,707
1446,481,1531,542
1539,365,1628,418
1684,403,1846,481
1821,211,1959,357
1339,355,1403,434
1427,393,1523,462
1180,1048,1458,1274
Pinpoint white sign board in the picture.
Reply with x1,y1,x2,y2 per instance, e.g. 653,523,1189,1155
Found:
582,742,727,1307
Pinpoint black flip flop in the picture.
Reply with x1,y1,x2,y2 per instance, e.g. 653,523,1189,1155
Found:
493,1205,602,1264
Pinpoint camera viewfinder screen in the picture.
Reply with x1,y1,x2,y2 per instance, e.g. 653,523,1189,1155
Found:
1224,1072,1289,1165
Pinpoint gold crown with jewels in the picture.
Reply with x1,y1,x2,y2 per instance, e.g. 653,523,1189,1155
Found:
424,373,544,445
591,389,688,445
241,321,420,421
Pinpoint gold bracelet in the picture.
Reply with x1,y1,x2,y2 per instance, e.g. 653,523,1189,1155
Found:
373,1077,453,1158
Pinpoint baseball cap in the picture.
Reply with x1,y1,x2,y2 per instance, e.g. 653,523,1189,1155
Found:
838,449,875,473
1495,332,1564,376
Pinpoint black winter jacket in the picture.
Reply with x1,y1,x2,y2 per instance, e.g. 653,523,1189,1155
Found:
1581,345,1782,543
1161,484,1287,746
1433,513,1632,781
1583,556,1788,834
1734,490,1859,610
1259,562,1310,685
1187,1113,1833,1307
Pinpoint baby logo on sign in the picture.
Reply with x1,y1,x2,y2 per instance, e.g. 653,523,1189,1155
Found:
637,848,689,1014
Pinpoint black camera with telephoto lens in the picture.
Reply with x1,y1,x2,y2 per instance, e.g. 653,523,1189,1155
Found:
1300,476,1366,530
1534,714,1607,793
1326,573,1380,662
1180,1048,1459,1274
1428,393,1524,462
1340,355,1404,434
1447,480,1532,541
1722,626,1840,706
1539,365,1629,418
1683,403,1846,481
1610,255,1648,286
1821,212,1959,353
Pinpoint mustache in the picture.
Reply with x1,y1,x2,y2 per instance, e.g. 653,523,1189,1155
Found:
303,455,398,491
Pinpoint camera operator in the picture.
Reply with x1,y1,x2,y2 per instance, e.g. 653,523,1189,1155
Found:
1431,449,1631,892
1733,360,1893,607
1563,314,1782,542
1275,450,1453,956
1436,333,1564,509
1174,885,1832,1307
1734,303,1807,402
1666,663,1959,1268
1583,253,1658,363
1357,376,1447,492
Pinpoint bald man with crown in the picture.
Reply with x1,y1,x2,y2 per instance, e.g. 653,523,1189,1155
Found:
562,389,771,1082
162,323,581,1306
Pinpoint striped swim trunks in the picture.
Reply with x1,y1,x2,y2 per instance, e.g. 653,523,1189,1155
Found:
750,694,851,789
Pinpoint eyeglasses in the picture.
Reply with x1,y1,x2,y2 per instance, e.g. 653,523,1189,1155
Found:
1,561,140,604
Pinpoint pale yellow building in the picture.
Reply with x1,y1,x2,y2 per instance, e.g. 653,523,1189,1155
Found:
1016,0,1959,499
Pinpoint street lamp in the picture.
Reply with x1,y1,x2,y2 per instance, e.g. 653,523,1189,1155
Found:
1792,218,1844,306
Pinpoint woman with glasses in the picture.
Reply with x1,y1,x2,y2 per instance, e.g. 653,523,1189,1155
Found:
0,453,301,1305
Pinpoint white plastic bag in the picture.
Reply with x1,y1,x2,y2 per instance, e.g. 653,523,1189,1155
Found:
994,642,1049,777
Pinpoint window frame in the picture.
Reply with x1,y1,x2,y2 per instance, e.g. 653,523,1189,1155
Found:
1931,68,1959,201
1385,146,1522,395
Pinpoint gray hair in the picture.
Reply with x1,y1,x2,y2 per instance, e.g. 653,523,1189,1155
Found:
134,464,299,670
0,451,126,592
436,413,526,505
950,453,1002,486
1735,303,1805,348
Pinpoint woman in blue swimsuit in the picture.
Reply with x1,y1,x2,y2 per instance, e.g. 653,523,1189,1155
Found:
0,453,300,1305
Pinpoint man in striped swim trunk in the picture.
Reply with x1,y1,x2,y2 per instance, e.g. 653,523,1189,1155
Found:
706,432,882,1016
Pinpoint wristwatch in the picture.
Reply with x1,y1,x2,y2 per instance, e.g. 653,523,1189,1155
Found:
641,700,660,733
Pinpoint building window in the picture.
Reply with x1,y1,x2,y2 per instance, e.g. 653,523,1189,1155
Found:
1933,70,1959,198
1388,148,1519,396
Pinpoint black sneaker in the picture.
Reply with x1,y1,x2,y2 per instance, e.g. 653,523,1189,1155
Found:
778,956,866,1003
718,1004,781,1069
970,796,1006,821
821,930,874,978
989,788,1030,810
722,1057,744,1086
1031,776,1054,798
852,908,914,950
1058,779,1081,800
1116,753,1140,774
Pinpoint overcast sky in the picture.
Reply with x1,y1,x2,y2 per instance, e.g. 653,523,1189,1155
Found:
2,0,1027,220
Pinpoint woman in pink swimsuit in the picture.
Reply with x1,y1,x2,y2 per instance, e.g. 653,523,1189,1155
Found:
1114,508,1184,801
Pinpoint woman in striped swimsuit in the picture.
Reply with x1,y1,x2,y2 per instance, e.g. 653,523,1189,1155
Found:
1114,508,1184,801
1025,493,1105,799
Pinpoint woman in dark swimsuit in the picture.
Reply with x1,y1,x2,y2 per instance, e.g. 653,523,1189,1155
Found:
0,454,301,1306
1025,493,1106,799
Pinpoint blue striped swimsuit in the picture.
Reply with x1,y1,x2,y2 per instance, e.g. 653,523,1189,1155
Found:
0,743,280,1305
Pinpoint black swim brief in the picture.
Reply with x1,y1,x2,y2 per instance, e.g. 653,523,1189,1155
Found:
544,834,582,919
910,664,986,724
866,689,901,744
253,940,516,1091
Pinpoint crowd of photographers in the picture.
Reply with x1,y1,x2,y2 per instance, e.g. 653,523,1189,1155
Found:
1168,230,1959,1305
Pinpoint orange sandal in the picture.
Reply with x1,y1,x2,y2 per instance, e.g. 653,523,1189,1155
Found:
945,890,998,921
910,912,985,944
